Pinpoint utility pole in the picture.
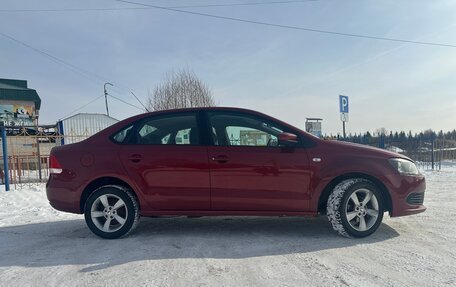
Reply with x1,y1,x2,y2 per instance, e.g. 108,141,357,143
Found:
104,82,113,116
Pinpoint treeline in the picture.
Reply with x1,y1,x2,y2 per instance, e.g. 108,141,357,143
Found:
324,129,456,162
326,129,456,146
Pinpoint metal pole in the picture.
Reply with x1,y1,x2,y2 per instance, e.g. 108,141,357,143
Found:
431,132,435,170
441,134,445,170
104,83,113,116
1,127,10,191
36,127,42,182
342,122,346,139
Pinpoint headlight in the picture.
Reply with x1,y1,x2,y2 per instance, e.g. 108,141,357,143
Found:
388,158,420,175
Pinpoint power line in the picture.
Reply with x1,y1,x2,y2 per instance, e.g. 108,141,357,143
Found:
0,1,319,12
58,94,105,121
0,31,108,85
0,31,147,116
169,0,320,9
279,22,456,98
0,31,139,95
58,93,143,121
115,0,456,48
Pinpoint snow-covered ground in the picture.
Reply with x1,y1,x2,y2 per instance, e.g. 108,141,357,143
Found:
1,168,455,287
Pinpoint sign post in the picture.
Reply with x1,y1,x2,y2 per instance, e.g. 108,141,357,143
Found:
339,95,349,138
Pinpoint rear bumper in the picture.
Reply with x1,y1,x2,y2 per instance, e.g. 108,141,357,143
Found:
385,173,426,217
46,175,81,214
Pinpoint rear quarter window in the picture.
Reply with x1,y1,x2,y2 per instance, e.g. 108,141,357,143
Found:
112,125,133,143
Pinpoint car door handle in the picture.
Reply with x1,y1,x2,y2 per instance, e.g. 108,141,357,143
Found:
128,154,142,163
211,155,228,163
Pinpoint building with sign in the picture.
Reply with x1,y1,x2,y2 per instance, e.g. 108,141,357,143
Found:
305,118,323,138
239,129,273,146
0,78,41,126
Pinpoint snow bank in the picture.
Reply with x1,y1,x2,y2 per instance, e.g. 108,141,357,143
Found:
0,184,79,227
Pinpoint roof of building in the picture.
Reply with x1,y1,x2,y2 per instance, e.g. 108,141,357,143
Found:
0,78,42,110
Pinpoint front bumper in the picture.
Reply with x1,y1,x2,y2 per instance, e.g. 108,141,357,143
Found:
384,173,426,217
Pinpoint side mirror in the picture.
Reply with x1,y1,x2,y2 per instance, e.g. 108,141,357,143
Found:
278,132,298,145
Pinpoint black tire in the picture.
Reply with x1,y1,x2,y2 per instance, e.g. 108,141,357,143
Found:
84,185,140,239
327,179,384,238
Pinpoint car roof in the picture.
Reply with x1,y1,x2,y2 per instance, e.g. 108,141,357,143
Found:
143,106,262,115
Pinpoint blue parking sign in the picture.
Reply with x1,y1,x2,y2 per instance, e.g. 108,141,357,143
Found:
339,95,349,113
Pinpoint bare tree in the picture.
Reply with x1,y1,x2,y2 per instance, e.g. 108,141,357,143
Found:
147,69,216,111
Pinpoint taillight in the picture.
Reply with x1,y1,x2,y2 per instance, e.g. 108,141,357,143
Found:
49,154,63,174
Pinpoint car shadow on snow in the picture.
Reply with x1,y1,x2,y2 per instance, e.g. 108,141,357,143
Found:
0,216,399,272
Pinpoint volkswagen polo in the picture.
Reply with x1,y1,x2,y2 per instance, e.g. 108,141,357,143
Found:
46,107,426,239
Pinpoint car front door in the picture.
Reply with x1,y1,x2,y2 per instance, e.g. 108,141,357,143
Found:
206,111,311,211
115,112,210,210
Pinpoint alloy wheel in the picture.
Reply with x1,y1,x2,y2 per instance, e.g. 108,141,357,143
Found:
90,194,128,233
345,188,380,232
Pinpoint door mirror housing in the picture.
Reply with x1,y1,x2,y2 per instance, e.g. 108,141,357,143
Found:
278,132,298,146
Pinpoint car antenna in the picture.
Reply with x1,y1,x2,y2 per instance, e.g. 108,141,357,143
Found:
131,91,150,112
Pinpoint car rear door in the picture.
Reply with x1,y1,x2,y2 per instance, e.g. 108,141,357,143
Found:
116,111,210,210
206,111,311,211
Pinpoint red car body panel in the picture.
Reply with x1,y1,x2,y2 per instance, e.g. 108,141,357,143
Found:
118,145,211,210
46,107,426,218
305,140,426,216
208,145,311,211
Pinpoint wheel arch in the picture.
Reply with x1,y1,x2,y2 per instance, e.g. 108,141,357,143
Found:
317,172,392,214
80,177,140,213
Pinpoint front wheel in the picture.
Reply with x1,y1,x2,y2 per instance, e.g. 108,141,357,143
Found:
84,185,140,239
327,179,384,238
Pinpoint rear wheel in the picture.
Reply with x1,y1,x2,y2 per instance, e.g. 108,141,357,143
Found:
84,185,139,239
327,179,384,238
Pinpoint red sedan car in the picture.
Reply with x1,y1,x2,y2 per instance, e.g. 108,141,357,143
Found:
47,107,426,239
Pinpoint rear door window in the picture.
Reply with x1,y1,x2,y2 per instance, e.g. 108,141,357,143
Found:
112,113,200,145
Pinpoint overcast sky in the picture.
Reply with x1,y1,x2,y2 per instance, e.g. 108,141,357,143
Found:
1,0,455,135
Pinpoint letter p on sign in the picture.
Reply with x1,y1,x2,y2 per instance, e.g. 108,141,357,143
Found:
339,95,349,113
